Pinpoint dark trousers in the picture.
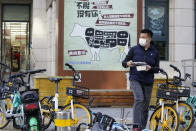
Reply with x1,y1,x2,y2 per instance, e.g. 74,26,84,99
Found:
130,80,153,129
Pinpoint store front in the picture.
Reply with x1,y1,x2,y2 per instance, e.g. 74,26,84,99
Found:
1,4,31,72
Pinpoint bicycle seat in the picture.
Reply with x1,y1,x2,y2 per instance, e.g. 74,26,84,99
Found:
48,77,62,83
192,82,196,87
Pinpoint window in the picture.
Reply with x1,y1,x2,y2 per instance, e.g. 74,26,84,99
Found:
2,5,30,21
145,0,169,60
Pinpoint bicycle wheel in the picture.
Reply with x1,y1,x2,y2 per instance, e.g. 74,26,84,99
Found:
150,105,179,131
0,98,12,129
62,103,92,129
172,101,194,131
40,96,53,129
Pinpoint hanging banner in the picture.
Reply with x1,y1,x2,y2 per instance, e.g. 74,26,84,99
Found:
64,0,137,70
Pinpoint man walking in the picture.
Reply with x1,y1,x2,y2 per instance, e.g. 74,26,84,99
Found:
122,29,160,131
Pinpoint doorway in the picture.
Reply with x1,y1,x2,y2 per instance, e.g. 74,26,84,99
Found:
1,4,30,72
2,22,30,72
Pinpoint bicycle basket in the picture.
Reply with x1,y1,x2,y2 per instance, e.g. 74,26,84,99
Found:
177,86,190,97
66,86,89,99
156,88,178,101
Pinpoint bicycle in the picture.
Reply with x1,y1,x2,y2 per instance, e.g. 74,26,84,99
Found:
168,64,194,131
77,96,152,131
41,63,92,130
0,62,46,130
149,68,180,131
186,82,196,123
0,62,25,129
0,62,13,129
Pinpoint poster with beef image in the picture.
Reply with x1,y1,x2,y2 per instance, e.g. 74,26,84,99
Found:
64,0,137,70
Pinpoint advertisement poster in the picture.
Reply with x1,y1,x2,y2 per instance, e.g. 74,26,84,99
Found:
64,0,137,70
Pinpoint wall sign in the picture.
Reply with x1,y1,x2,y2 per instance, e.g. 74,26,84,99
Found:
64,0,137,70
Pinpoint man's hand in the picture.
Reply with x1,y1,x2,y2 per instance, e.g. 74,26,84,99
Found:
146,65,151,71
127,60,134,67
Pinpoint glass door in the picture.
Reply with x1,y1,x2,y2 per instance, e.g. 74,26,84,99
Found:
2,22,29,72
1,4,30,72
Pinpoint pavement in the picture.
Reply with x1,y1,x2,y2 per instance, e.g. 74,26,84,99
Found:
2,107,196,131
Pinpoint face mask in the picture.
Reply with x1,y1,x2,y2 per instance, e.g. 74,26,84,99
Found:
139,38,147,47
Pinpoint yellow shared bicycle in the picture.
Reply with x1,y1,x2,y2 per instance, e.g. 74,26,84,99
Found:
41,63,92,130
150,67,194,131
150,68,180,131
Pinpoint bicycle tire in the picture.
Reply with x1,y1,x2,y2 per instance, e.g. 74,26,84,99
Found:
172,101,194,131
40,96,53,130
0,98,12,129
62,103,92,129
150,104,179,131
186,96,196,124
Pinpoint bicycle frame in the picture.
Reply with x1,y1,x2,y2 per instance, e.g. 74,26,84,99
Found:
159,99,168,123
63,96,75,120
63,95,73,106
0,63,45,130
160,99,164,122
49,78,75,120
1,92,24,125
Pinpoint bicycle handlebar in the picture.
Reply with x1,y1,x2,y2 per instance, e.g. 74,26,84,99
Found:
157,68,170,84
65,63,80,81
170,64,179,71
154,65,191,89
27,69,47,74
9,72,27,79
169,64,181,80
8,69,46,88
169,64,191,86
0,62,10,69
185,73,191,80
65,63,76,72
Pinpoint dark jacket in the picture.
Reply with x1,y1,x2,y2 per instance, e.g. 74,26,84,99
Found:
122,43,160,85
